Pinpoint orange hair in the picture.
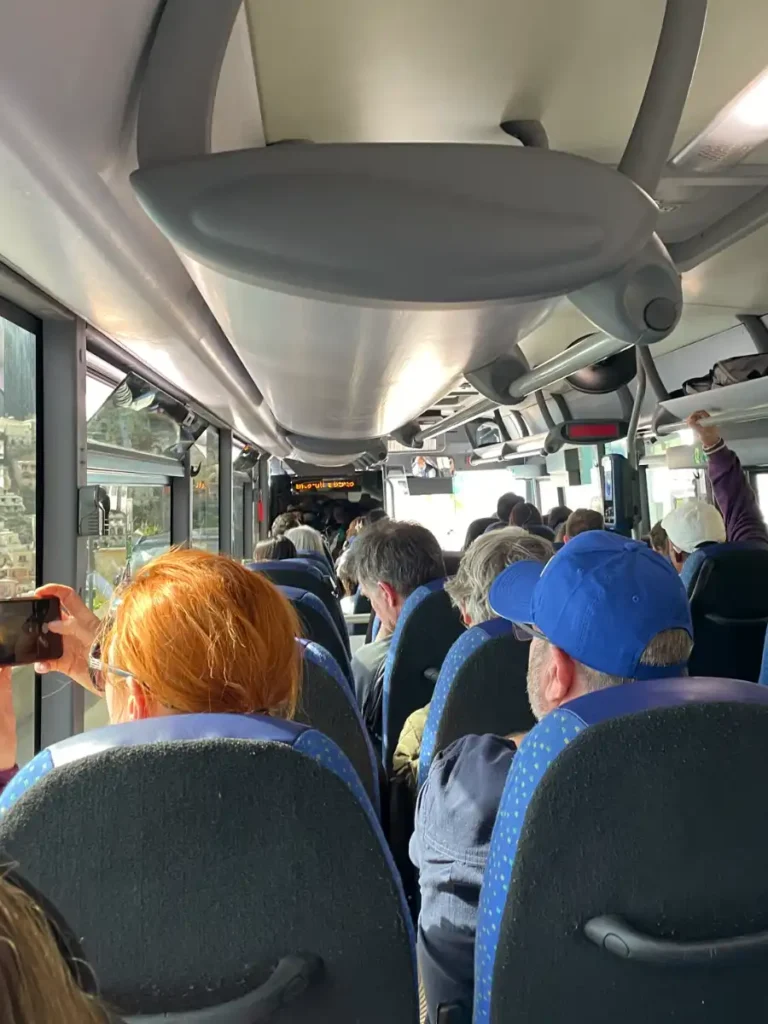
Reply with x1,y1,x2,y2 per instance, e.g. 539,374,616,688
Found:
102,548,301,718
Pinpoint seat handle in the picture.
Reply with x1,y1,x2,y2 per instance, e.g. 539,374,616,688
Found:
125,953,324,1023
585,915,768,966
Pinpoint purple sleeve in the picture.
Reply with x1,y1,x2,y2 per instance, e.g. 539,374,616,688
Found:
708,445,768,546
0,765,18,792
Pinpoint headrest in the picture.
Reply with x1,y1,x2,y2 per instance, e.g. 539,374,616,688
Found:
279,585,331,616
688,540,768,598
299,638,349,691
296,549,332,567
46,713,308,769
564,676,768,730
472,618,514,641
249,558,325,580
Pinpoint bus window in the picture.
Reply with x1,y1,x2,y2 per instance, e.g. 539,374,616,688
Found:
389,468,525,550
564,447,602,512
754,473,768,518
537,479,560,516
0,313,37,764
646,467,700,524
83,483,171,731
191,427,219,552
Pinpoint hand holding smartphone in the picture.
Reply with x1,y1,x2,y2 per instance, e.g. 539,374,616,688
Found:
0,598,64,666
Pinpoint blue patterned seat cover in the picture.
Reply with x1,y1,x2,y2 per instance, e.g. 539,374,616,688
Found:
418,619,512,788
473,676,768,1023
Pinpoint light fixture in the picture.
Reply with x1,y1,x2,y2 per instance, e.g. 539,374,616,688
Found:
671,64,768,172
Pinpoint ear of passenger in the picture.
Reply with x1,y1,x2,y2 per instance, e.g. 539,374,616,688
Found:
543,645,581,711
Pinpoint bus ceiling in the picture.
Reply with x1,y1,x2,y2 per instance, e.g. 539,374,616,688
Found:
4,2,768,462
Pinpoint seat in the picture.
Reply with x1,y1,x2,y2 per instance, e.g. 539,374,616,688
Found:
684,542,768,681
351,589,372,636
296,548,335,578
474,677,768,1024
381,579,464,773
280,585,353,687
252,558,350,655
442,551,462,577
0,714,418,1022
298,639,379,813
417,620,535,789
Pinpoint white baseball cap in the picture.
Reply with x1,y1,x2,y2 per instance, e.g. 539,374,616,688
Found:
661,500,726,554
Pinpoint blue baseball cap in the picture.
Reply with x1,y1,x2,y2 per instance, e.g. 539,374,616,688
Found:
489,530,692,679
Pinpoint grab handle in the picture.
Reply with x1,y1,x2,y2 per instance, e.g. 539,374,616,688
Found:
125,953,324,1023
585,915,768,966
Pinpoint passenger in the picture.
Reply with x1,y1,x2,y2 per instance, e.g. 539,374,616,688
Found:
563,507,604,540
365,508,388,526
546,504,571,533
649,520,668,555
661,410,768,583
483,493,524,533
327,505,351,560
411,531,692,1021
351,521,445,753
462,517,496,550
270,511,301,537
0,549,302,804
510,502,556,542
284,524,327,555
0,872,107,1022
393,528,553,790
337,556,359,616
252,536,298,562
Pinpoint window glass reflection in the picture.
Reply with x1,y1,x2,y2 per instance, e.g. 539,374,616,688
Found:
192,428,220,552
0,315,37,764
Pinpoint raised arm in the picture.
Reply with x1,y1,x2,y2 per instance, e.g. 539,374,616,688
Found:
688,411,768,547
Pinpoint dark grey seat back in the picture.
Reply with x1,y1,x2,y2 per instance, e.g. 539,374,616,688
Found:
686,542,768,681
417,619,534,788
251,559,350,655
280,585,353,686
485,698,768,1023
0,739,417,1022
297,640,380,812
381,580,464,772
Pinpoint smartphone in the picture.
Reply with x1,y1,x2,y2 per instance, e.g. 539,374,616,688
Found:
0,598,63,666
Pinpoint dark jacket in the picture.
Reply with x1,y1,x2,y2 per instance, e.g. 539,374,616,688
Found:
410,734,516,1022
352,634,392,754
708,442,768,546
682,443,768,586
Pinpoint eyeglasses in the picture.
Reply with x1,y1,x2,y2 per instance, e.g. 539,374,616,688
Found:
87,645,132,694
511,621,547,644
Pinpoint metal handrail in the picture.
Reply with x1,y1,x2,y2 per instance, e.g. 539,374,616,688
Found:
414,397,497,443
657,403,768,435
507,334,630,399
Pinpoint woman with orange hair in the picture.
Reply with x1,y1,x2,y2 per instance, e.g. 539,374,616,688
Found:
0,548,302,793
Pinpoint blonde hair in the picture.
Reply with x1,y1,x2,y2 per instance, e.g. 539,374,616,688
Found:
0,875,106,1023
446,527,554,625
101,548,301,718
284,526,326,554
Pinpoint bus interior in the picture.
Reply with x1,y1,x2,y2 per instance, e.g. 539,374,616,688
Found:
3,0,768,1019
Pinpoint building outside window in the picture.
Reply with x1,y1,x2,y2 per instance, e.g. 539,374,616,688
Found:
0,313,38,763
192,427,220,552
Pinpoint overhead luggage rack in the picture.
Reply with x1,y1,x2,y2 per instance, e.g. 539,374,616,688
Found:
131,0,707,464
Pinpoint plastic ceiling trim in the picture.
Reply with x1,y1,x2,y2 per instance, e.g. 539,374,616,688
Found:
137,0,242,166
